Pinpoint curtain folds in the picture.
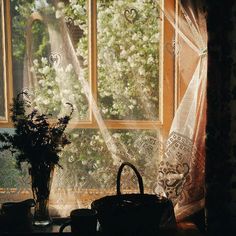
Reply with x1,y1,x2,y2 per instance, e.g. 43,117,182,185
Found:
53,0,208,219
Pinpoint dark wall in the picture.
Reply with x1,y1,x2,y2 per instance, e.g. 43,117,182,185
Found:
206,0,236,235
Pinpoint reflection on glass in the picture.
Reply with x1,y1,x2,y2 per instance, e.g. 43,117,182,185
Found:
10,0,89,120
97,0,161,120
0,2,6,120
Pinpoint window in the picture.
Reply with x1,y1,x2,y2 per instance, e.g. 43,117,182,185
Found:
0,0,177,215
1,0,175,131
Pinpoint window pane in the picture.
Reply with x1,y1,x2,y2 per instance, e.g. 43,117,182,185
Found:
0,1,6,120
10,0,89,120
97,0,161,120
57,128,160,190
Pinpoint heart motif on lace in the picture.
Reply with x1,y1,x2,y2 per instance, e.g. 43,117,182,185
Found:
49,52,61,66
124,8,138,23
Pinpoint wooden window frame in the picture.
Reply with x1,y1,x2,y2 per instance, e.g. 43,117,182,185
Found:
0,0,177,137
0,0,13,127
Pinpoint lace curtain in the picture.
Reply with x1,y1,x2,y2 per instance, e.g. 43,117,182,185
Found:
0,0,207,220
156,0,207,219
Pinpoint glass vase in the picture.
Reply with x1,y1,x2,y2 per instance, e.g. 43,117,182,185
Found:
30,163,54,226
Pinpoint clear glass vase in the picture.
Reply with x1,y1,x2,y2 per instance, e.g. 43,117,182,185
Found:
30,163,54,226
33,199,51,226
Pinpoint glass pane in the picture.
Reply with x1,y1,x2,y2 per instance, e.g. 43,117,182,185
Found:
56,128,161,190
97,0,161,120
0,1,6,120
10,0,89,120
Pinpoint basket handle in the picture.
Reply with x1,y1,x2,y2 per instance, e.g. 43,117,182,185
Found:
116,162,144,195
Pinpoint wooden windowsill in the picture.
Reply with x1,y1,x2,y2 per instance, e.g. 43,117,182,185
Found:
0,221,203,236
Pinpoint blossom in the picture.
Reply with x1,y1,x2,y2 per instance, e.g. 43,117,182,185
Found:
74,19,81,26
33,59,39,66
63,89,70,95
72,133,79,138
55,76,60,83
138,66,146,76
147,56,154,64
38,79,45,85
41,66,50,75
132,33,139,41
41,57,48,64
130,99,137,105
120,50,127,58
102,108,108,114
68,94,75,100
55,10,63,19
128,104,134,110
43,99,50,105
143,35,149,42
69,0,77,4
130,45,136,51
65,64,73,72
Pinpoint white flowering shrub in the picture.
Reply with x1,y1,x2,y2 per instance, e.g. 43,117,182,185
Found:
63,0,160,120
96,0,160,120
31,58,89,120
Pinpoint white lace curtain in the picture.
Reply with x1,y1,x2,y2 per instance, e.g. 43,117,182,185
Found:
2,0,207,220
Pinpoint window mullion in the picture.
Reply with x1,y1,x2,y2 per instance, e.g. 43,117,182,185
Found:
88,0,97,126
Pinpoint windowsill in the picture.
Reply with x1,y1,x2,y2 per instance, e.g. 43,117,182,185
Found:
33,217,70,234
0,220,203,236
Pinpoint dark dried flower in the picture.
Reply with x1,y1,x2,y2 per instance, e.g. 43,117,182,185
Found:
0,92,73,169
